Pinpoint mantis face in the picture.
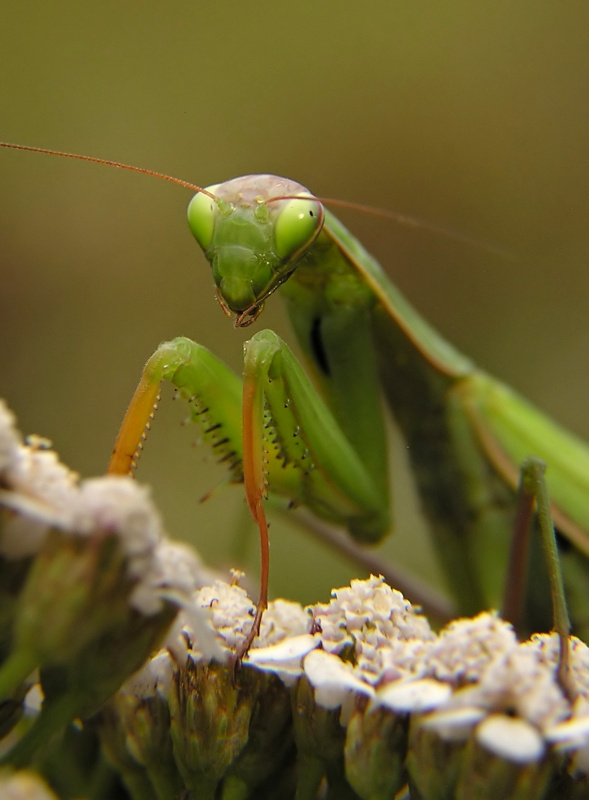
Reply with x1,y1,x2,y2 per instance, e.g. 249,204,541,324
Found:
187,175,324,326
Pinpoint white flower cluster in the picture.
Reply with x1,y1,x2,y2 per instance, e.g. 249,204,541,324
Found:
172,580,314,683
0,400,210,616
313,575,435,685
531,634,589,774
420,624,573,764
155,569,589,771
5,398,588,782
302,577,589,769
0,401,79,557
127,580,315,692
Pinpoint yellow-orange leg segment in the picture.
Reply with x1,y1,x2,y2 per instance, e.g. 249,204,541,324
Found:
235,357,270,660
108,374,161,475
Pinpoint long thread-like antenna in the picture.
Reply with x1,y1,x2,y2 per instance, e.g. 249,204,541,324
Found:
1,141,511,257
0,142,215,197
268,193,513,260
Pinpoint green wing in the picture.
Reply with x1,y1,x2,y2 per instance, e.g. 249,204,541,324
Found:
459,372,589,557
320,205,589,633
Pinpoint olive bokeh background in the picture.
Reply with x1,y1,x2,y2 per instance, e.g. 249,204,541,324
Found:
2,4,589,609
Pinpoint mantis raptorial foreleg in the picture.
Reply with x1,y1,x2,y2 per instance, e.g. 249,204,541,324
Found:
109,339,243,480
108,331,388,651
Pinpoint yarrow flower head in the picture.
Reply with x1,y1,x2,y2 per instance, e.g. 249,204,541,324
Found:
0,402,214,765
2,400,589,799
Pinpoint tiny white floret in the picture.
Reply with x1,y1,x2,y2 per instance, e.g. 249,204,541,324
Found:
476,714,545,763
304,649,374,709
373,678,451,714
246,634,319,686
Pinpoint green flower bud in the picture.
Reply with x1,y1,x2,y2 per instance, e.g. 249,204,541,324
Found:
169,660,254,799
222,667,293,799
100,687,183,800
345,702,409,799
292,674,356,799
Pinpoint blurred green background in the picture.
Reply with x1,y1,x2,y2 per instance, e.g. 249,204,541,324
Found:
1,3,588,610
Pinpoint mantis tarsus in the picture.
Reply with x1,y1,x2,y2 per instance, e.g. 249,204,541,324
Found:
2,142,586,663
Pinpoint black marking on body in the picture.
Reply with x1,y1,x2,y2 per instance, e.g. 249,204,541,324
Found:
310,316,330,376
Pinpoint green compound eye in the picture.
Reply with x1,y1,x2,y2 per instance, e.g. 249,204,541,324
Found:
274,193,323,260
187,184,220,251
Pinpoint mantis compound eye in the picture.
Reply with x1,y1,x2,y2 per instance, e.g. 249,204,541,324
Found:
273,193,324,260
187,184,220,251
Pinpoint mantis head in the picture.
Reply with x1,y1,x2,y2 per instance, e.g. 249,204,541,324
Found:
187,175,324,327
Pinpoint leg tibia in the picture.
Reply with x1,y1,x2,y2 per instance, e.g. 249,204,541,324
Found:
243,329,389,543
108,337,243,480
504,457,572,694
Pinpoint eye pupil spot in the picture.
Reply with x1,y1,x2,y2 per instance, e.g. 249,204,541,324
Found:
274,193,322,259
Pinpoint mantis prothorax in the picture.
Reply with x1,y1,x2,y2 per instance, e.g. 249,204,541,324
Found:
2,142,584,668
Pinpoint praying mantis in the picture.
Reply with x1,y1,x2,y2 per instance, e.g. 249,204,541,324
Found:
2,143,588,658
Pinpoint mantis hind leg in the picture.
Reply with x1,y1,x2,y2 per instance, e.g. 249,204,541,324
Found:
502,457,571,694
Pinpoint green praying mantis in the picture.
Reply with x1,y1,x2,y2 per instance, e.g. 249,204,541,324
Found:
2,142,588,661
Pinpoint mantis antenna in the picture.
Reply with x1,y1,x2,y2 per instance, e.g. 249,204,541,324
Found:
0,142,510,257
0,142,217,199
